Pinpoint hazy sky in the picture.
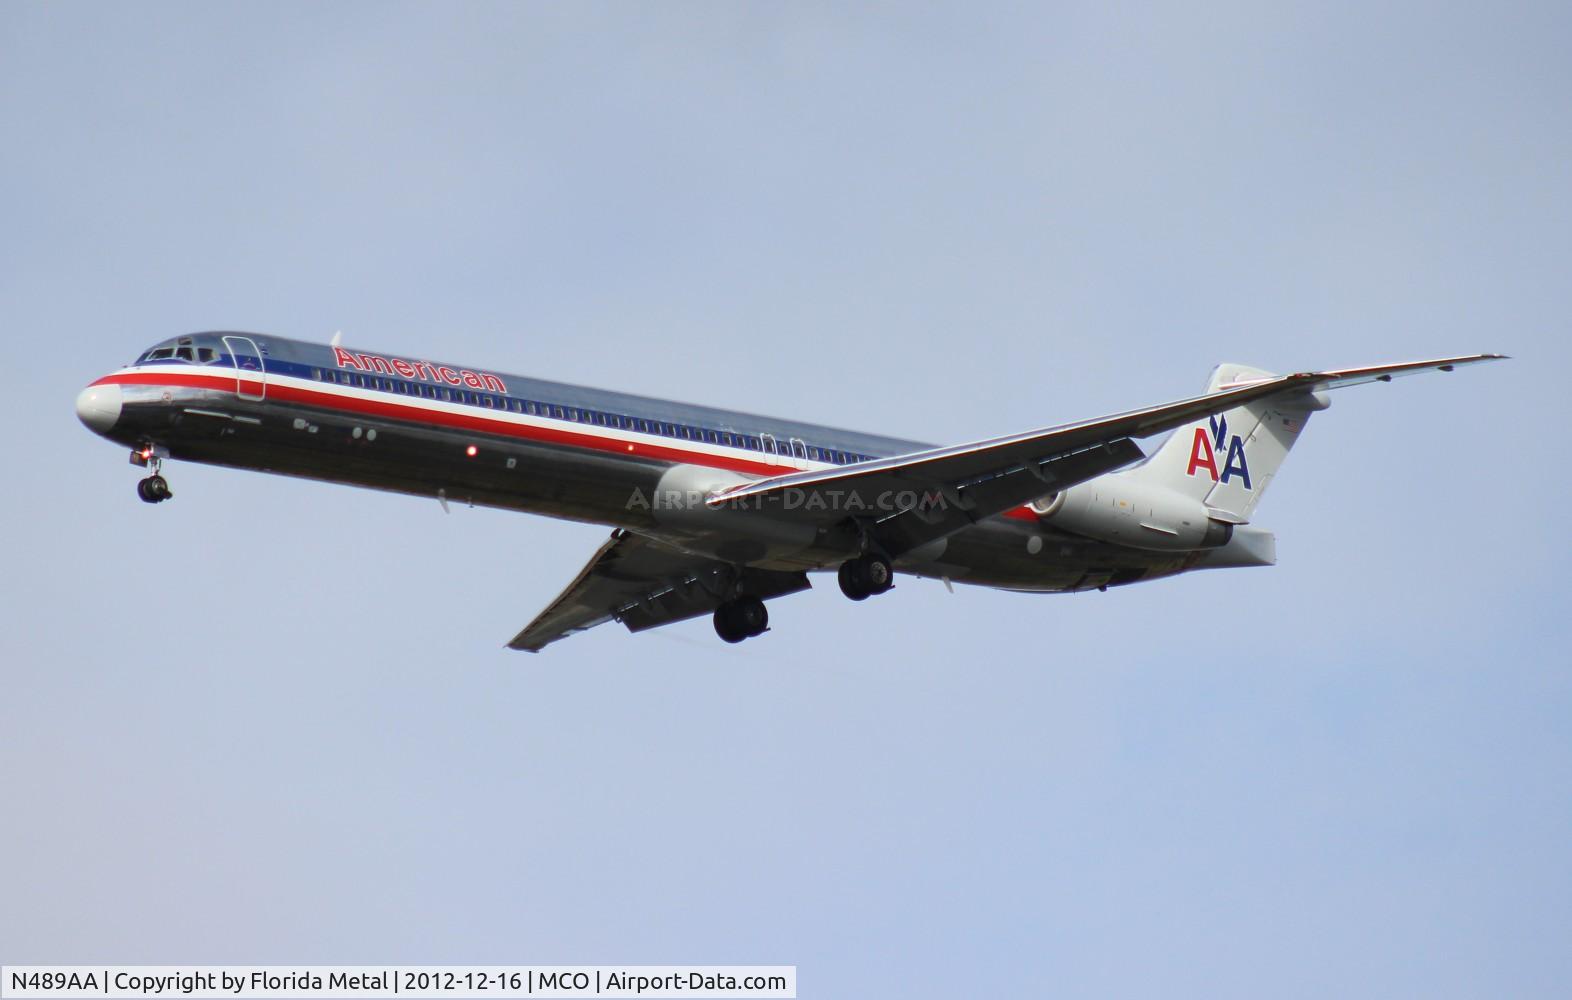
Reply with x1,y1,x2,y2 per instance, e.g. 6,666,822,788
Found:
3,3,1568,996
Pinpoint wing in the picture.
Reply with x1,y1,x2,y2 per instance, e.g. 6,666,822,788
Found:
507,529,810,652
707,353,1505,555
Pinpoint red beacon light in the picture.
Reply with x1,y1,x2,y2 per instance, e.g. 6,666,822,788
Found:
466,445,478,457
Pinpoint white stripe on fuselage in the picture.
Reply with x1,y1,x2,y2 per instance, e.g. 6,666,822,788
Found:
120,362,843,475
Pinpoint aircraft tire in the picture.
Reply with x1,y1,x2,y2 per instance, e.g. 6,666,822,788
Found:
713,602,747,643
733,595,768,637
861,553,894,594
838,561,870,601
840,554,892,599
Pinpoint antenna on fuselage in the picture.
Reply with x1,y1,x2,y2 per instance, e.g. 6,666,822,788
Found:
329,330,343,348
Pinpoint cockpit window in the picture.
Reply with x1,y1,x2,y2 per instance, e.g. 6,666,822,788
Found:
137,339,220,364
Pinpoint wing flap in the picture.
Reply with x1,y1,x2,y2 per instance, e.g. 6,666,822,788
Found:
507,529,809,652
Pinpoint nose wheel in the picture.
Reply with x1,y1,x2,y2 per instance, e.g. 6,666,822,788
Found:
714,595,769,644
137,474,172,504
838,553,894,601
131,446,173,503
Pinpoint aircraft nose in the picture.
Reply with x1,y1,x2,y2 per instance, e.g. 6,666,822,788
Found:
75,383,122,434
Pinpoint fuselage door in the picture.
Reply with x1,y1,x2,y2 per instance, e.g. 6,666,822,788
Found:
221,335,266,401
760,433,781,467
787,437,810,471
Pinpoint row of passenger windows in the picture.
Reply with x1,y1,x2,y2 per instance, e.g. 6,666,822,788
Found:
307,367,874,465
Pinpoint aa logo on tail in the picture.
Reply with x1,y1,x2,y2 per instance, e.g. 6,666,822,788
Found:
1186,414,1252,489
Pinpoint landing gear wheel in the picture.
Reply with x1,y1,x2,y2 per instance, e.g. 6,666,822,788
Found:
731,595,768,637
137,475,171,504
838,553,893,600
838,561,870,601
713,596,769,644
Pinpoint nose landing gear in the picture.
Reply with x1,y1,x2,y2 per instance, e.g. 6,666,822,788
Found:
131,446,173,504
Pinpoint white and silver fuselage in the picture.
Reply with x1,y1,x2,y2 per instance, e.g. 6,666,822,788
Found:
74,331,1230,594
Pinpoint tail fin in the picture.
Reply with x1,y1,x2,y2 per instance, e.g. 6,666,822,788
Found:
1127,363,1328,522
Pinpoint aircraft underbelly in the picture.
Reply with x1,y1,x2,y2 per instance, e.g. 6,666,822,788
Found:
112,386,668,530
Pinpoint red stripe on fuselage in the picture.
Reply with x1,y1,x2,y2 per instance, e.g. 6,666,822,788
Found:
95,370,1043,522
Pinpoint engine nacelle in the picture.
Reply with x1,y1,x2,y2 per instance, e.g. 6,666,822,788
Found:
1034,479,1233,551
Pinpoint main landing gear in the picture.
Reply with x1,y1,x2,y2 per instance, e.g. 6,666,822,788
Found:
838,553,894,601
713,595,769,644
131,446,173,504
712,554,895,643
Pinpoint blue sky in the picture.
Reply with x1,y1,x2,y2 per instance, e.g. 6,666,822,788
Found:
2,3,1568,996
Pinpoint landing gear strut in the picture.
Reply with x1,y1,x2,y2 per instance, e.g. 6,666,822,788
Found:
713,595,769,644
132,447,173,504
838,553,894,601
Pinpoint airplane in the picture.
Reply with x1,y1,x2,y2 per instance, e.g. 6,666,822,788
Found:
74,333,1503,651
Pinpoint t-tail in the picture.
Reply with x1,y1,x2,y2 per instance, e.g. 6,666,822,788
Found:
1031,363,1320,569
1031,354,1503,573
1123,363,1328,524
